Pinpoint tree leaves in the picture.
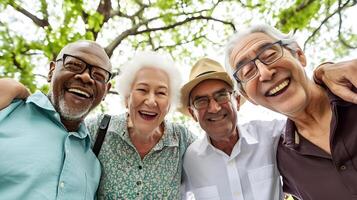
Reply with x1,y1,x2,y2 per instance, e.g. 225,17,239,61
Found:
0,0,356,94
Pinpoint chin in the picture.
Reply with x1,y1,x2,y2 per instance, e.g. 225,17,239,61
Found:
58,99,91,121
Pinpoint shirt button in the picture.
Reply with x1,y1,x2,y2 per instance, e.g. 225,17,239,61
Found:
138,165,142,170
340,165,347,170
136,181,142,185
136,192,140,196
60,181,65,188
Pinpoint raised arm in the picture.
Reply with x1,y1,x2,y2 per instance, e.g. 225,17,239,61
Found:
314,59,357,104
0,78,30,110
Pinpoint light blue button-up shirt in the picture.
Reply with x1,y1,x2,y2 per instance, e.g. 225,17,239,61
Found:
0,92,101,200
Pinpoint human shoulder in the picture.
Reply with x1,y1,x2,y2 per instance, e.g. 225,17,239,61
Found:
85,113,126,139
168,122,197,144
184,136,206,158
239,119,286,139
0,92,50,120
0,99,25,121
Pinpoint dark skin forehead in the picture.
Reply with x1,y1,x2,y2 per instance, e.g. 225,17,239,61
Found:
56,40,112,72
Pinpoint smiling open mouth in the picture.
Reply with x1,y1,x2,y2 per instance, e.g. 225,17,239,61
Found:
208,114,227,122
139,110,158,120
267,79,290,96
68,88,91,98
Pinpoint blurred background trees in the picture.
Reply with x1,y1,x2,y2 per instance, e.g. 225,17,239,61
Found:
1,0,356,93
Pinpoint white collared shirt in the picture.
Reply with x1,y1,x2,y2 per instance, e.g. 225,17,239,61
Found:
183,119,285,200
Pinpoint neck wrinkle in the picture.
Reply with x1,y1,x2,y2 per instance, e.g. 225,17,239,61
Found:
289,85,332,137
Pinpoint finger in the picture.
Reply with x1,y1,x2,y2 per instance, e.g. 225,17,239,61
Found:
347,75,357,88
331,85,357,104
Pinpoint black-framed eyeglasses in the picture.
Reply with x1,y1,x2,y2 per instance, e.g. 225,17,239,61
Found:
191,90,233,109
56,54,112,83
233,40,285,83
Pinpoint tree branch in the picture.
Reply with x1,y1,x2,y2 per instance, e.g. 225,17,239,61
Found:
136,16,235,34
154,35,206,51
97,0,112,23
337,0,357,48
237,0,262,8
105,12,235,57
303,0,354,49
9,1,49,28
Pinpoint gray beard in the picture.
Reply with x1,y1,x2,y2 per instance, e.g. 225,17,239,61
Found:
48,91,91,121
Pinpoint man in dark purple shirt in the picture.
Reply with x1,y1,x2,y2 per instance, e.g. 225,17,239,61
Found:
225,24,357,200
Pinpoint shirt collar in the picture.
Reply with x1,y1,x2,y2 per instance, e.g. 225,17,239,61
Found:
26,91,56,112
282,88,349,149
197,124,259,156
26,91,89,139
282,119,299,149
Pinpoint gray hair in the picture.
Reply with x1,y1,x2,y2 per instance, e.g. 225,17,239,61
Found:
224,24,298,91
115,51,182,111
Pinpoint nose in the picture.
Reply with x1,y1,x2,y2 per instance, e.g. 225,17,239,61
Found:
207,98,221,113
75,68,95,84
145,93,157,107
255,60,276,82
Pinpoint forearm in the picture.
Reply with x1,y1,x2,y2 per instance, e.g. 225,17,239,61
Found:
0,78,30,110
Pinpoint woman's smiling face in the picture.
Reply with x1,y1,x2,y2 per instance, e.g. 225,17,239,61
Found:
126,67,171,134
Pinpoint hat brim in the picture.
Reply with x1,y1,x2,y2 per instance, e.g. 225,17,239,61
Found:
178,72,245,116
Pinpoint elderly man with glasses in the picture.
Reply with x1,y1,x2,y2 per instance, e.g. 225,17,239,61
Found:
225,24,357,200
0,40,112,200
180,58,286,200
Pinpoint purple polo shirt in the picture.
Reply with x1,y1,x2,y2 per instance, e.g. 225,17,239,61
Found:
277,90,357,200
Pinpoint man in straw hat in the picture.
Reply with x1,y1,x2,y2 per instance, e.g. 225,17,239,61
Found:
180,57,356,200
181,58,285,200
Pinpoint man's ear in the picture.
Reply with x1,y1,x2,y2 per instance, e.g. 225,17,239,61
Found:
124,95,129,108
290,43,307,67
235,94,241,111
188,107,198,122
47,61,56,83
102,83,112,101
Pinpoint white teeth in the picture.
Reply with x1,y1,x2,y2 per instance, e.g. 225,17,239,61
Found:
268,80,289,95
140,111,157,116
209,115,224,121
68,88,90,98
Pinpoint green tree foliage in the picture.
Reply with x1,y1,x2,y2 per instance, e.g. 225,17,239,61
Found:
0,0,356,93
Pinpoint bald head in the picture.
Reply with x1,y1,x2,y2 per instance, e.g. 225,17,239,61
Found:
56,40,112,72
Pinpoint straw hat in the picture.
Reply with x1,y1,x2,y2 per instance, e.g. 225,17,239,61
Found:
179,58,244,116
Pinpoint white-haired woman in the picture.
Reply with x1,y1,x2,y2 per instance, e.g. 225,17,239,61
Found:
86,51,195,199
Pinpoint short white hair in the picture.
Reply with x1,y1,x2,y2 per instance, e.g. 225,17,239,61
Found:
116,51,182,111
224,24,298,90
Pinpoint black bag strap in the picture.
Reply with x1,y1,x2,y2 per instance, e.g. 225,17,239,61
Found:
93,114,111,157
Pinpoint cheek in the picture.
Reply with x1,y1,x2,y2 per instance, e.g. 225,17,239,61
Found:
128,93,142,108
244,82,258,98
159,99,170,112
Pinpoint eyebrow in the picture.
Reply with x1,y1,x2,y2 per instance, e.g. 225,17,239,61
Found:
235,42,275,69
136,83,168,90
192,88,228,100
